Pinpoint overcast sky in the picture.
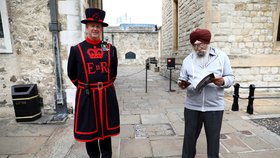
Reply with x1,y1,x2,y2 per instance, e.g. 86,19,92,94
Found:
103,0,162,26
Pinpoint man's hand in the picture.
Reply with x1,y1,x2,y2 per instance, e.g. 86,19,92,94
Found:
177,80,190,89
213,76,224,86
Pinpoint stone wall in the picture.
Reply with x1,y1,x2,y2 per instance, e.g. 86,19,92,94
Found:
0,0,87,110
161,0,173,55
160,0,280,90
104,25,159,65
0,0,54,109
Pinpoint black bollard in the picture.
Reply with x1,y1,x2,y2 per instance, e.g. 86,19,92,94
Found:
231,83,240,111
145,62,149,93
247,84,255,114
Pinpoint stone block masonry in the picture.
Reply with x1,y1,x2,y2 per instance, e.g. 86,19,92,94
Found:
160,0,280,88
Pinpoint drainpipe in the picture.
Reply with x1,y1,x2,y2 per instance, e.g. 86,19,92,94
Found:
48,0,67,120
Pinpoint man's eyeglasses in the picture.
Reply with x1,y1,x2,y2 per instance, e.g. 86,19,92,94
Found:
193,43,206,49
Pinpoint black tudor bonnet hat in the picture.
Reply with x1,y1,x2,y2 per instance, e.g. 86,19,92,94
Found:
81,8,109,27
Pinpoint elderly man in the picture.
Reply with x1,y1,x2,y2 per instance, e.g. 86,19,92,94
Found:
67,8,119,158
178,28,234,158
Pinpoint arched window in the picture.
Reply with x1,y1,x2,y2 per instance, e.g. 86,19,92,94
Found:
125,51,136,59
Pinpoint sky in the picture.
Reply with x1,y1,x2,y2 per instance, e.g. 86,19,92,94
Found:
103,0,162,26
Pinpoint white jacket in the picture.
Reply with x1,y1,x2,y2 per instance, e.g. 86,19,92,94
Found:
179,47,234,111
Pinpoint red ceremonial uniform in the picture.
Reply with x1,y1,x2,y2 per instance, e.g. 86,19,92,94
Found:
67,37,120,142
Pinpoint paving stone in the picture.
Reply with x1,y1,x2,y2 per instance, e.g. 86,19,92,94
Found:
0,118,57,137
219,142,230,154
166,111,184,123
158,98,174,107
123,101,153,112
65,141,87,158
141,113,169,124
221,153,241,158
35,121,75,158
138,123,176,137
120,124,135,138
221,122,237,134
0,137,48,155
171,121,184,136
120,114,140,125
166,107,184,113
227,119,257,131
119,138,153,157
7,154,35,158
150,139,183,157
223,112,244,121
0,107,14,118
148,107,166,113
128,109,151,115
220,134,252,153
238,150,280,158
166,97,185,105
241,135,274,150
148,96,165,105
251,128,280,148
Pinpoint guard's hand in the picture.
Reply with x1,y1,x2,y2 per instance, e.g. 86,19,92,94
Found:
213,76,224,86
177,80,190,89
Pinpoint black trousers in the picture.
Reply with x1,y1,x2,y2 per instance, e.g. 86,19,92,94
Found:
182,108,223,158
85,137,112,158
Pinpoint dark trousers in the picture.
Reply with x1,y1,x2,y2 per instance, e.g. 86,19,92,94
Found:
182,108,223,158
85,137,112,158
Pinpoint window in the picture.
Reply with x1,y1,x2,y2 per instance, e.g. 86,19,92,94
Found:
0,13,4,38
172,0,178,53
0,0,13,53
273,6,280,50
125,51,136,59
277,14,280,41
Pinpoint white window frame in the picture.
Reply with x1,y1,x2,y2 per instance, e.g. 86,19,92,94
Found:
272,1,280,50
0,0,12,53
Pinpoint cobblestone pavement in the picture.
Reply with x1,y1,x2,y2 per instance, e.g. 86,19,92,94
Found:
1,65,280,158
251,117,280,136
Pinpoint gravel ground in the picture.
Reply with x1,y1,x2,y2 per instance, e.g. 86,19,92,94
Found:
251,117,280,136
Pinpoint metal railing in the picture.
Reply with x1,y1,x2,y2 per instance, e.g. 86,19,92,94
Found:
231,83,280,114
